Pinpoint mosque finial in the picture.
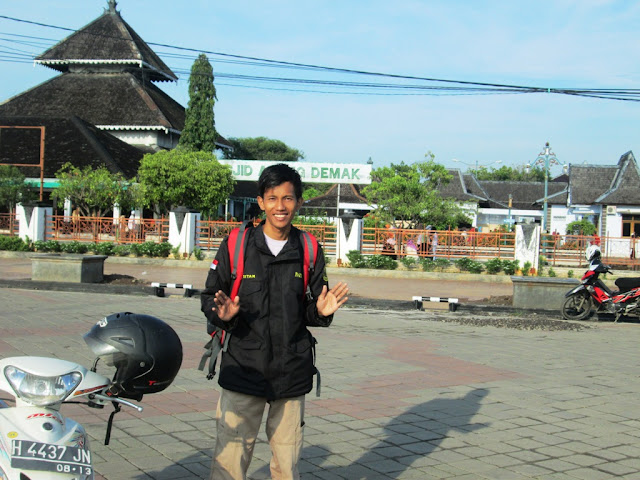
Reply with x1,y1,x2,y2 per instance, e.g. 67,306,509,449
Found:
107,0,118,14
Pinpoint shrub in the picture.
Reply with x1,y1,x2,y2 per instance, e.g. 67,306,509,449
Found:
485,258,503,274
0,236,31,251
455,257,475,271
113,245,131,256
133,241,156,257
400,257,418,270
60,241,89,254
151,242,172,258
548,268,556,277
92,242,115,256
34,240,62,252
568,270,574,278
192,246,204,261
171,244,182,259
502,260,520,276
346,250,367,268
455,257,484,274
467,261,485,274
420,258,436,271
366,255,398,270
433,258,451,271
522,261,532,277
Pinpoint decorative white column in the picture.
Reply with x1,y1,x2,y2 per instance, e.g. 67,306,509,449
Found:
169,207,201,256
336,213,363,264
63,198,72,221
514,224,540,272
113,203,122,224
17,202,52,242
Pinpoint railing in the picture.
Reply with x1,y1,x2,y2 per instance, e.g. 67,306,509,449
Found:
45,215,169,244
195,220,338,256
14,214,640,270
0,213,18,236
362,227,516,260
543,233,640,269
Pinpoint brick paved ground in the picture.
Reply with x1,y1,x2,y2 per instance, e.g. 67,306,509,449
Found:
2,288,640,479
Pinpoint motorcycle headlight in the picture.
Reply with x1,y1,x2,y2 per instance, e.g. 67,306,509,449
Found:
4,366,82,406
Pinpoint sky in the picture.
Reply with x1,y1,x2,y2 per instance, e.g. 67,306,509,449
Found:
1,0,639,176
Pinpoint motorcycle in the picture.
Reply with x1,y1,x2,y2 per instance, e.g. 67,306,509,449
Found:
0,312,183,480
562,249,640,322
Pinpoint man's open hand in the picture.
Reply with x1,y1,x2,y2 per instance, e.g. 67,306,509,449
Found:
316,281,349,317
212,290,240,321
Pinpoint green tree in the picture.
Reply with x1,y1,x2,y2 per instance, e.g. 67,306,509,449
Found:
472,165,545,182
0,165,36,212
178,53,217,152
55,163,133,217
137,150,234,216
302,183,332,201
362,154,469,228
566,219,596,236
222,137,304,162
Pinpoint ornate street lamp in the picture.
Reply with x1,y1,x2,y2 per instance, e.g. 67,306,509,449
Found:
526,142,564,232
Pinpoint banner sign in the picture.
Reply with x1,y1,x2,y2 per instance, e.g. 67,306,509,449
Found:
219,160,372,184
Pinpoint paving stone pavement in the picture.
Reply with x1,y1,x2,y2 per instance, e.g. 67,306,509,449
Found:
1,288,640,479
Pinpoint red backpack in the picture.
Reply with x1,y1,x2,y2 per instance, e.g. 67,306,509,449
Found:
199,221,319,380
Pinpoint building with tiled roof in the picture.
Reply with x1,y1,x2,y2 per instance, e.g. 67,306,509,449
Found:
0,116,143,179
0,0,228,157
302,183,372,218
550,151,640,239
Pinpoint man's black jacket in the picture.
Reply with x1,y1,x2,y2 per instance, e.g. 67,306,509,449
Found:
201,223,332,400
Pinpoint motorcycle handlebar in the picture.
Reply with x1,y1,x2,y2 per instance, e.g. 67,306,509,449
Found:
92,392,143,412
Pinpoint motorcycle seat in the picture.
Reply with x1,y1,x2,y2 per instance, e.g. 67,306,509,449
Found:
614,277,640,293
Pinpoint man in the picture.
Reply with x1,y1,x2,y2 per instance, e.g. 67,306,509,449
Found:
201,163,348,480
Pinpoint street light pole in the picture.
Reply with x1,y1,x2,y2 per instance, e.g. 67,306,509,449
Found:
529,142,560,233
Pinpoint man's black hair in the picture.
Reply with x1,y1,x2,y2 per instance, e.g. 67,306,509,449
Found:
257,163,303,199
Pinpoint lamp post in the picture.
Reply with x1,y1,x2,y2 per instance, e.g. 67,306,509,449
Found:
526,142,561,233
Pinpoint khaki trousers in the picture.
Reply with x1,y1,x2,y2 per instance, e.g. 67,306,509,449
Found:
210,388,305,480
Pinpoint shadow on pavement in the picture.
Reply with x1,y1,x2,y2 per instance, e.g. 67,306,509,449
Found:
136,388,489,480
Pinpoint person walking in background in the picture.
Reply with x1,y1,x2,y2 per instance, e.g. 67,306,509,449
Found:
201,164,349,480
431,230,438,260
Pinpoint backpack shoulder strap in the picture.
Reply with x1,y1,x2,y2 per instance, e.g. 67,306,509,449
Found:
200,221,252,381
228,220,253,299
300,230,318,300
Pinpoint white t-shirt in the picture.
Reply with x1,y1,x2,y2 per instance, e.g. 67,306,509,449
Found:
264,232,288,256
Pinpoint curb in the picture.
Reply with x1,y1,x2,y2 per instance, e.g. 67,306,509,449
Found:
0,251,514,284
0,278,556,316
0,279,157,296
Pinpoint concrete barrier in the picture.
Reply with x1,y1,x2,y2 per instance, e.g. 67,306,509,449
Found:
31,254,108,283
511,276,580,311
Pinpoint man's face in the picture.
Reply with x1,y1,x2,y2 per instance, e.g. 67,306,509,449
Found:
257,181,303,239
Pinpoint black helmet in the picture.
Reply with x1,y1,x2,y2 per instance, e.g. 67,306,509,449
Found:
84,312,183,400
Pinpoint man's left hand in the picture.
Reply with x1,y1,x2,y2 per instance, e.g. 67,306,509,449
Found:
317,281,349,317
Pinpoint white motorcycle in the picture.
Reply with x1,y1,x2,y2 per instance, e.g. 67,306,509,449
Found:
0,312,183,480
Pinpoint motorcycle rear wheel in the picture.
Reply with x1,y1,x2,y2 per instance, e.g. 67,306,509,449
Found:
562,292,593,321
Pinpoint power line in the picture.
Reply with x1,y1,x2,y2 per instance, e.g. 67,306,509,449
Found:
0,14,638,101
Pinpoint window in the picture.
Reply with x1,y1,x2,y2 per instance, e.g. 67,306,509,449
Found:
621,215,640,237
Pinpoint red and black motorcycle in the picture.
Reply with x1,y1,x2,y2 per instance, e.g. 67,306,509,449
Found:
562,245,640,322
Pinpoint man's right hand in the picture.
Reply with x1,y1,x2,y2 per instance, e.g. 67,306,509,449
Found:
212,290,240,321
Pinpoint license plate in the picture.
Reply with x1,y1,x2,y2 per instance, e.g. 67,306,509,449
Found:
11,439,92,475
